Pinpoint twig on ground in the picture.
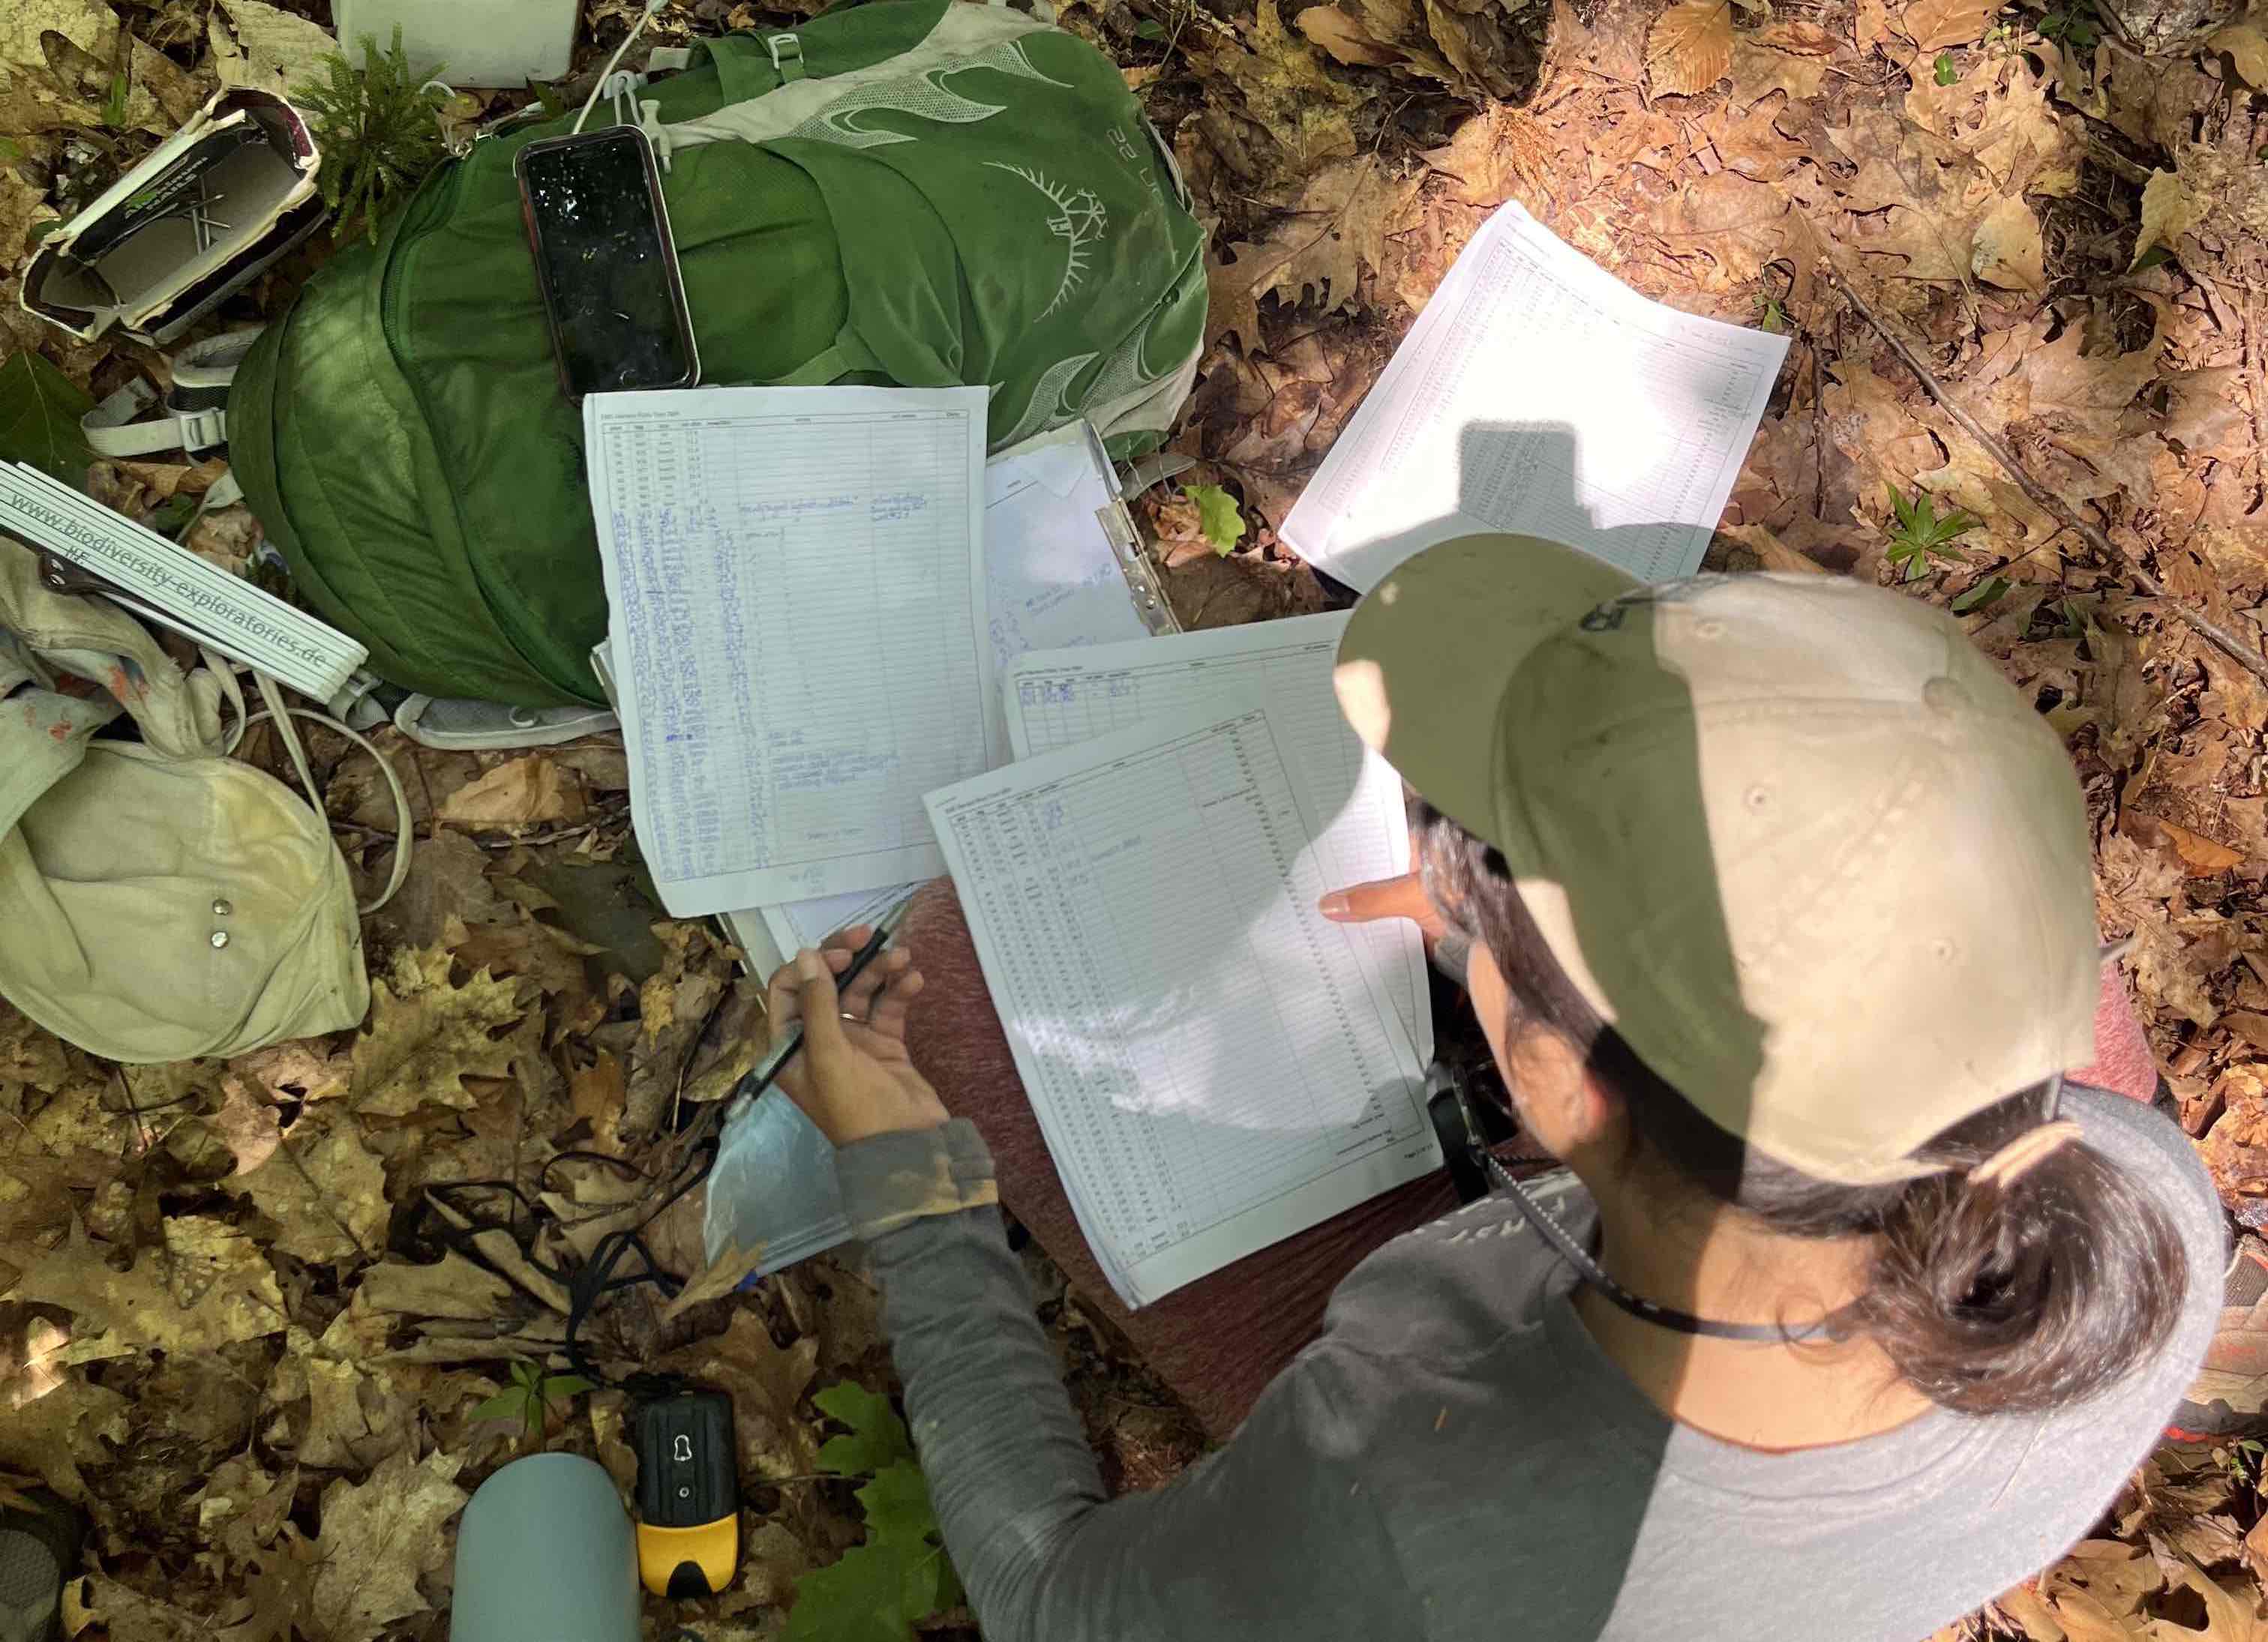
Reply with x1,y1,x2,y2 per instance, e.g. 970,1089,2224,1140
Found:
1818,259,2268,688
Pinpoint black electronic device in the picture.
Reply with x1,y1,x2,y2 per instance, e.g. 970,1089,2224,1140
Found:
513,126,700,401
631,1388,740,1599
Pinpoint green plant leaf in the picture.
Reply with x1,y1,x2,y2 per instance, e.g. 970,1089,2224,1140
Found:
856,1463,938,1551
469,1387,533,1425
541,1373,597,1404
1950,573,2012,613
860,1461,962,1610
1134,18,1168,37
0,352,98,490
785,1541,929,1642
1186,483,1246,555
813,1383,915,1476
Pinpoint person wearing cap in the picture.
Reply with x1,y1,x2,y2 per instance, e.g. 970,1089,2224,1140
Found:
755,538,2222,1642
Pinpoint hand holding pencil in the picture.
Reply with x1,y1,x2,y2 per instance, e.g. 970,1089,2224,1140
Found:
758,912,947,1147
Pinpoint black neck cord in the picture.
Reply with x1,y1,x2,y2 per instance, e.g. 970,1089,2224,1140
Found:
1484,1156,1844,1345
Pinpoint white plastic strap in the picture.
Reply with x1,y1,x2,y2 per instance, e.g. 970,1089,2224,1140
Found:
216,655,414,915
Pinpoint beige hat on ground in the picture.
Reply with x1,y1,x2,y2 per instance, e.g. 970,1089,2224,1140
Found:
0,539,369,1062
1333,533,2099,1185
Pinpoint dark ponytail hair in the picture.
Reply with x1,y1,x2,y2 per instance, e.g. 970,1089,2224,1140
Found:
1414,801,2188,1418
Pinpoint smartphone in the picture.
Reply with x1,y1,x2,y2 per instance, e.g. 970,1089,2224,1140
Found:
514,127,700,401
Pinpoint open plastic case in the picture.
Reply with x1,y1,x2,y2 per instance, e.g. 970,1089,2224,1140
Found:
20,88,322,346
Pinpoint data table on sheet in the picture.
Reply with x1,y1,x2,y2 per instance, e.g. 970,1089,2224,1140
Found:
928,704,1436,1304
586,387,992,913
1006,613,1432,1062
1283,201,1787,594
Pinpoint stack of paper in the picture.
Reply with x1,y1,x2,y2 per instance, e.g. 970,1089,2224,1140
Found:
925,701,1436,1305
586,204,1790,1303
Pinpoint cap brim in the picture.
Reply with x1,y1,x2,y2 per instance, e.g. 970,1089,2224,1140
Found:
1333,533,1638,845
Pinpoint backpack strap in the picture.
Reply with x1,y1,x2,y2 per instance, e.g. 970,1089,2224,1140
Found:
82,329,264,461
227,662,415,915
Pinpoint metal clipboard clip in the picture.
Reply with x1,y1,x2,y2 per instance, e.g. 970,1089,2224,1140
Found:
1078,421,1180,638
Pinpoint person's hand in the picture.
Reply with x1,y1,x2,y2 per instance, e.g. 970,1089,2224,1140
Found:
1318,873,1470,981
763,924,948,1146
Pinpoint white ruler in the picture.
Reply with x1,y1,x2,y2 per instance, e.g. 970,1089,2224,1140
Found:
0,462,365,703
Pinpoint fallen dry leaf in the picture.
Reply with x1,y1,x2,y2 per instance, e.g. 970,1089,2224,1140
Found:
358,1252,517,1321
436,754,587,831
1971,196,2045,292
309,1450,467,1642
0,1371,127,1502
2134,169,2200,269
1647,0,1735,95
661,1239,769,1323
350,944,531,1117
2212,15,2268,88
225,1113,389,1264
14,1217,285,1352
207,0,336,97
212,1077,284,1175
1899,0,1996,49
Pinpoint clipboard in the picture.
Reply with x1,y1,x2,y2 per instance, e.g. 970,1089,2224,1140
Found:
0,460,368,706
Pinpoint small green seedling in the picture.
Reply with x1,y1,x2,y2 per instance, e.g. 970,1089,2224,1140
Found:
1882,484,1981,583
1934,52,1958,84
292,26,452,243
469,1359,596,1444
1950,573,2012,614
2214,1437,2266,1484
2037,0,2100,49
1186,482,1247,556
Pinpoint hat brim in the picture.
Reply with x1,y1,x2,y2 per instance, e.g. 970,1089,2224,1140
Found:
1332,533,1638,846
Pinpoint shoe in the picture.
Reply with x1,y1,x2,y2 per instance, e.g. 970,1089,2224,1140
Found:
2168,1234,2268,1441
0,1489,80,1642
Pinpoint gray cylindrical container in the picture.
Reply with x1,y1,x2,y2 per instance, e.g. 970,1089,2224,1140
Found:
450,1453,640,1642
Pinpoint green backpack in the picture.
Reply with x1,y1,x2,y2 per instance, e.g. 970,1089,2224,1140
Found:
229,0,1207,708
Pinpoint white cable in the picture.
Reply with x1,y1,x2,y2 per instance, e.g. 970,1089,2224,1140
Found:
572,0,669,134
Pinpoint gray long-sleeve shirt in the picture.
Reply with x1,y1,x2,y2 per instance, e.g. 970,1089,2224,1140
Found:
830,1086,2221,1641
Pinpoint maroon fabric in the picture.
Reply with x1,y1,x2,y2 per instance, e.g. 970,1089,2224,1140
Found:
899,882,2167,1438
900,880,1459,1440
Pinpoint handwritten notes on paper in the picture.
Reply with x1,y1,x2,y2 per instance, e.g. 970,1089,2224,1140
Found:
584,385,994,916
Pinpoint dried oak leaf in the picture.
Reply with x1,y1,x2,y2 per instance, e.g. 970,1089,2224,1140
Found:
308,1450,467,1642
436,754,587,831
2133,169,2202,269
358,1251,516,1321
198,1456,298,1565
1646,0,1735,96
211,1077,284,1175
350,944,531,1117
1970,196,2045,292
0,1371,125,1502
1898,0,1996,49
14,1216,284,1352
225,1112,388,1265
2212,14,2268,89
228,1038,352,1105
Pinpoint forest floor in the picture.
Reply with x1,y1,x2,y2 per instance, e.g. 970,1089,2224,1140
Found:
3,0,2267,1636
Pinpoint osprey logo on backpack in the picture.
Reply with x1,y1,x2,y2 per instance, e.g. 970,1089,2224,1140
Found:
986,163,1109,318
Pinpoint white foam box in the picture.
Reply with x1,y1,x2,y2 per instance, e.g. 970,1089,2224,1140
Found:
333,0,578,87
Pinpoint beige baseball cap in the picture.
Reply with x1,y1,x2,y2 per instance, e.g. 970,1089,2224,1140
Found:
1333,533,2099,1185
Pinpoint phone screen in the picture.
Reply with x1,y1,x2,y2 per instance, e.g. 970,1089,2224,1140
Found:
520,132,694,398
